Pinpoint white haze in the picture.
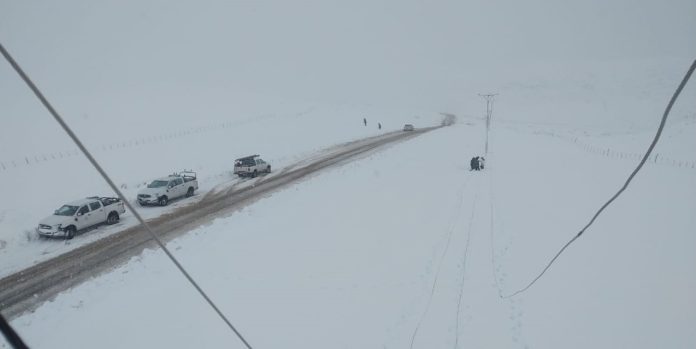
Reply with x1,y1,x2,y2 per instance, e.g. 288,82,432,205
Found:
1,0,694,124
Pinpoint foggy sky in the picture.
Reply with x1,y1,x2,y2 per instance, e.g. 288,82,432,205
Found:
1,0,695,116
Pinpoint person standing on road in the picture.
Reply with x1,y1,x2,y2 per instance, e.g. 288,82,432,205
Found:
378,122,382,130
470,156,479,171
478,156,485,170
363,118,367,126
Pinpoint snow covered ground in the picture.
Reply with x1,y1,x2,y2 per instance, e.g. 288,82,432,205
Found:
0,101,443,277
5,115,695,348
2,1,695,347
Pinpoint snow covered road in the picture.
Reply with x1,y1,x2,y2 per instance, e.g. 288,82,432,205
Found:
0,127,435,319
5,119,695,348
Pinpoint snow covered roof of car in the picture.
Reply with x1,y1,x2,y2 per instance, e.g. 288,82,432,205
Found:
65,197,100,206
153,176,179,181
235,154,260,161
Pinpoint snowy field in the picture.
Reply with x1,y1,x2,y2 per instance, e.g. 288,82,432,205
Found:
2,0,695,347
0,102,442,277
5,116,695,348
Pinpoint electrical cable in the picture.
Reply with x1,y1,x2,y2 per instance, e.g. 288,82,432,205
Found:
0,312,28,349
0,42,254,349
505,58,696,298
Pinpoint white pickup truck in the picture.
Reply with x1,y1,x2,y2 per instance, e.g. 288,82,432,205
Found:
37,197,126,239
137,171,199,206
234,155,271,178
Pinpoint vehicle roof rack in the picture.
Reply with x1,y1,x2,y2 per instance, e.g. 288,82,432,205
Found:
235,154,260,161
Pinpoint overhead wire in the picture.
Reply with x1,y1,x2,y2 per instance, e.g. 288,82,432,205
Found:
0,42,254,349
504,58,696,298
0,312,28,349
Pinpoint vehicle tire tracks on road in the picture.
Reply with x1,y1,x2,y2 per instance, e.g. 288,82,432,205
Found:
0,127,439,319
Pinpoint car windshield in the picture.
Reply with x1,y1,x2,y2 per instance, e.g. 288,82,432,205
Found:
147,180,169,188
55,205,79,216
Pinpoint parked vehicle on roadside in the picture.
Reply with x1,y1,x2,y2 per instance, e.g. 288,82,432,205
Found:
403,124,415,131
37,197,126,239
137,171,199,206
234,155,271,178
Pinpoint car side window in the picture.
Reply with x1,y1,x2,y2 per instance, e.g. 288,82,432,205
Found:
89,202,101,210
176,178,184,185
168,181,175,187
78,206,89,215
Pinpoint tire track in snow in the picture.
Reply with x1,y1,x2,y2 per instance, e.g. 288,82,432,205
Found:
453,189,479,348
0,127,438,319
408,175,472,349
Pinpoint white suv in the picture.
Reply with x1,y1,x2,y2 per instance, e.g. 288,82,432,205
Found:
137,171,199,206
234,155,271,178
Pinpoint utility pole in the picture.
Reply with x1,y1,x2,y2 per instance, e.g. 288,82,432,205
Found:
479,93,498,155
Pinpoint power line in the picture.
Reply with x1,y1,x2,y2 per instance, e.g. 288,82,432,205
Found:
0,312,28,349
0,43,254,349
479,93,498,156
504,58,696,298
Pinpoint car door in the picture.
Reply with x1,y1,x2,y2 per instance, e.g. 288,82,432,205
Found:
88,201,105,225
177,178,186,198
168,178,180,199
75,205,91,230
167,180,177,198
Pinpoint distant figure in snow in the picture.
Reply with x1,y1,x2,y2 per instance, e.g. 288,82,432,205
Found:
478,156,485,170
363,118,367,126
378,122,382,130
470,156,480,171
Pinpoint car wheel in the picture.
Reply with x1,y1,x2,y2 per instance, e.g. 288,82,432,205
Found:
252,170,258,178
266,165,271,173
186,187,194,198
159,196,169,206
107,212,119,225
65,226,76,240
